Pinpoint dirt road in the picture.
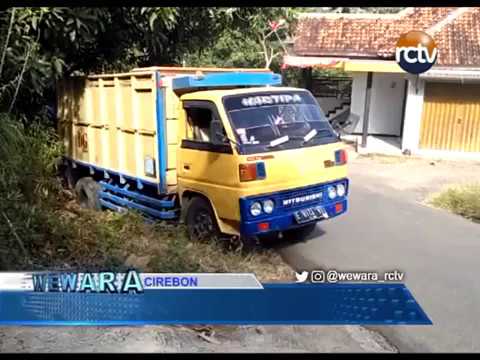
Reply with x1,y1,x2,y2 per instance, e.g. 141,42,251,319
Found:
0,325,396,353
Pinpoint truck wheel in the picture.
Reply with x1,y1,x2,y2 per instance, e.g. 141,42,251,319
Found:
282,223,317,242
257,232,281,248
75,177,102,210
64,164,79,189
240,235,259,252
185,197,221,242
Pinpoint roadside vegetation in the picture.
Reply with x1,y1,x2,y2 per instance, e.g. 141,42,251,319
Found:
0,115,291,279
429,184,480,223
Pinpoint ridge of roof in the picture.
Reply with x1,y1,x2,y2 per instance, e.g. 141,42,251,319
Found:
298,7,414,20
425,7,472,36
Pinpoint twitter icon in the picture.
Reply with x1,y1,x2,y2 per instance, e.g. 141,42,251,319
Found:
295,271,309,283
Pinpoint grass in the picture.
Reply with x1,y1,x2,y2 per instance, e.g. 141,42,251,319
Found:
0,114,292,281
47,199,292,281
429,183,480,223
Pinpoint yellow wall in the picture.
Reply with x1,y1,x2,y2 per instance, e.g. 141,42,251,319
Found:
57,72,160,185
344,59,404,73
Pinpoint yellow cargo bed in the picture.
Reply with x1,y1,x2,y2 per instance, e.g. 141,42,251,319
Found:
57,66,270,194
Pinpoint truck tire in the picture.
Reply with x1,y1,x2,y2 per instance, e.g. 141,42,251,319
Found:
185,197,221,242
236,235,258,252
282,223,317,242
75,177,102,210
64,164,79,189
257,232,280,248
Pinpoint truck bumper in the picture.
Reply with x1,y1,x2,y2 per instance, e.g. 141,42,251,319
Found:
239,179,349,237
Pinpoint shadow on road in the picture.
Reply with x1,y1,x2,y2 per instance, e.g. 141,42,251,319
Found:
256,225,329,272
262,225,326,250
260,224,326,251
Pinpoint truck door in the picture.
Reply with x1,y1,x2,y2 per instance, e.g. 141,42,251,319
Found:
177,100,239,224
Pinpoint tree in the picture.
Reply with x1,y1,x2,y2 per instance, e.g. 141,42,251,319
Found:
0,7,193,119
1,7,301,120
184,8,298,70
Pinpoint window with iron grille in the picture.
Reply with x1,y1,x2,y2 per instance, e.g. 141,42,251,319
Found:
311,77,352,101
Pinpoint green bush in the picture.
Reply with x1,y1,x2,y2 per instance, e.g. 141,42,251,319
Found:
0,114,291,280
430,184,480,223
0,114,63,268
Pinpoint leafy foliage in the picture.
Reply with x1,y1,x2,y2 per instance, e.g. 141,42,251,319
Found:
183,7,403,82
0,7,184,118
0,7,303,119
185,8,298,70
0,113,63,268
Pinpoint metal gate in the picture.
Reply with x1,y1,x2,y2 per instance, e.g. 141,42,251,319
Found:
420,82,480,152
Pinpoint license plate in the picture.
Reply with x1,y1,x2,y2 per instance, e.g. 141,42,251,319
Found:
294,206,329,224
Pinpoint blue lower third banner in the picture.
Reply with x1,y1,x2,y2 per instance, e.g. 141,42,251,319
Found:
0,283,431,325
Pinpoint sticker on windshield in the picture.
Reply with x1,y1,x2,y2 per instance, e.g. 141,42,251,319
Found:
236,128,248,143
241,94,302,107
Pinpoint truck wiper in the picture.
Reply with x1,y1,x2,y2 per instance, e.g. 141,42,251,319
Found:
303,129,317,143
281,129,334,145
265,129,333,149
302,129,334,144
267,135,290,148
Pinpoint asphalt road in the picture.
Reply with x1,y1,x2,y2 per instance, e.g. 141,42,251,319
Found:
277,163,480,352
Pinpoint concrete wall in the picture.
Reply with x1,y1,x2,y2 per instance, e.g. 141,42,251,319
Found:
369,73,406,135
350,72,407,136
401,77,425,153
350,72,367,132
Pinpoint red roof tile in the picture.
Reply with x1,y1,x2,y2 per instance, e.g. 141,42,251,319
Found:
293,7,480,66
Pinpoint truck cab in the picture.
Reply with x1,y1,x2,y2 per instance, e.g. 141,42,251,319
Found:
173,74,348,243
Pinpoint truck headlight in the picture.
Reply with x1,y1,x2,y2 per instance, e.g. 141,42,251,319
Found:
250,202,262,216
263,199,274,214
336,183,346,197
327,185,337,199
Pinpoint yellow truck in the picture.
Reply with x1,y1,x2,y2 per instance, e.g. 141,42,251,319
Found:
57,66,348,245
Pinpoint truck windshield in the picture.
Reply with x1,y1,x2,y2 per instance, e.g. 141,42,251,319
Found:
223,90,338,154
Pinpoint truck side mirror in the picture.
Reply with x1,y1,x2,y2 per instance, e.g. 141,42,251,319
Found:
210,119,225,145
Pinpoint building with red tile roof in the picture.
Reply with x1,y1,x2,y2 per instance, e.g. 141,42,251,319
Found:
286,8,480,158
291,7,480,66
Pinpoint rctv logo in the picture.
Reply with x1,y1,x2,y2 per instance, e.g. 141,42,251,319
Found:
395,31,438,74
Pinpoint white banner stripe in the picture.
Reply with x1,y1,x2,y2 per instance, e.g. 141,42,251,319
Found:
0,272,263,291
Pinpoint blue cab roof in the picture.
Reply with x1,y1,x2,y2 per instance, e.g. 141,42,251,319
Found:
171,72,282,91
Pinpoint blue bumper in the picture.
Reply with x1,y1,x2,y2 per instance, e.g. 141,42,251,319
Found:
239,179,349,237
